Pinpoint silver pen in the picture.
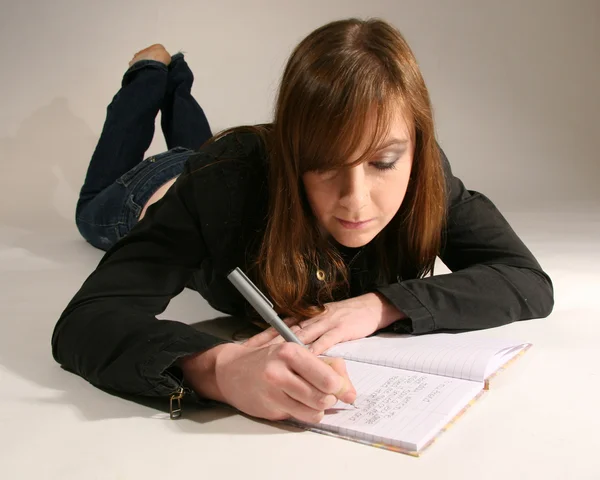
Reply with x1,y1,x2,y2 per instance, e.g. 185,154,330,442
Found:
227,267,305,346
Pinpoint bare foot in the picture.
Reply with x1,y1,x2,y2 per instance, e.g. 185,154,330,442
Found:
128,44,171,67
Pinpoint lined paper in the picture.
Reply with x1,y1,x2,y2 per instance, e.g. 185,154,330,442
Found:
324,333,529,383
295,360,482,452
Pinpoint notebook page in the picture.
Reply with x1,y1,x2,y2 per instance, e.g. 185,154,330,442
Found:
324,333,530,383
484,345,529,379
292,360,483,453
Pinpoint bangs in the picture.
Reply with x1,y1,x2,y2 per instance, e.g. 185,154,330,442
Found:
295,70,407,174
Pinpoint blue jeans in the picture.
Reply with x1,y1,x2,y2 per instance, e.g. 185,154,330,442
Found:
75,53,212,250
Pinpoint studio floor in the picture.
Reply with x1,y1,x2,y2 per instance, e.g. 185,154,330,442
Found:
1,204,599,479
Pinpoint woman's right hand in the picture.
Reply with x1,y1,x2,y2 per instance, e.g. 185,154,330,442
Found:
180,342,356,423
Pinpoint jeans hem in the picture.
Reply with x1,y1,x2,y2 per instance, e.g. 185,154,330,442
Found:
125,59,169,77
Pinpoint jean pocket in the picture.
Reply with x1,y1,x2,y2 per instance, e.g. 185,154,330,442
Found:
117,148,190,187
116,158,153,187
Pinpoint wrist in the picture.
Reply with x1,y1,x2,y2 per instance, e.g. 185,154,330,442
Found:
367,292,407,330
179,343,241,403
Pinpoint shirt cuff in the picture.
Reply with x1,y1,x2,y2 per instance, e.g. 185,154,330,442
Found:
375,283,436,334
140,327,230,397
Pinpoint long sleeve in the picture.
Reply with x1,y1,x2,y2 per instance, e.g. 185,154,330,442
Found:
51,162,228,396
376,147,554,334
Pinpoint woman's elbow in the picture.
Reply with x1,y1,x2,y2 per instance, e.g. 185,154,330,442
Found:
51,315,70,367
525,268,554,319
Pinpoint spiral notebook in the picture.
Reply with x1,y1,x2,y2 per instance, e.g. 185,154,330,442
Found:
287,333,531,456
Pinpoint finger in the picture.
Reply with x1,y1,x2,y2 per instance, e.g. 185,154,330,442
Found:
320,357,357,404
275,343,345,397
298,304,331,329
264,325,303,347
298,316,322,329
243,317,298,347
279,370,338,412
327,358,357,403
280,392,326,424
291,318,336,346
309,329,347,355
242,328,278,347
243,323,288,346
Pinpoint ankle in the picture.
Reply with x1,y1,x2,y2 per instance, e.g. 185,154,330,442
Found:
129,44,172,68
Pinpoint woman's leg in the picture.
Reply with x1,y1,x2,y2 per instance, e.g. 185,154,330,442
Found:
76,45,171,219
160,53,213,151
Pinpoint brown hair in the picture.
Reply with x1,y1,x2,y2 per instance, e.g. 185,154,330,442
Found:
208,18,445,319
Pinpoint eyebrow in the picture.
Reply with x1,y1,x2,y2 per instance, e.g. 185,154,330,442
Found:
376,138,409,151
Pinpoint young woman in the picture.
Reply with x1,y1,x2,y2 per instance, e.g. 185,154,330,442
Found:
52,18,554,423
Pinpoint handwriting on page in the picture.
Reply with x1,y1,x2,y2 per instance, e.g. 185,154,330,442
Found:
346,373,451,426
310,361,484,450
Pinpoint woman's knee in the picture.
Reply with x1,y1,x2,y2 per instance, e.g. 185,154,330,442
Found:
75,217,120,251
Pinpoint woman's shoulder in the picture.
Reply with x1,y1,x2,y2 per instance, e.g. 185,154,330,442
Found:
184,124,271,200
180,125,271,251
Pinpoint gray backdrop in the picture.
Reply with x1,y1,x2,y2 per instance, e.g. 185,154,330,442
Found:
1,0,598,234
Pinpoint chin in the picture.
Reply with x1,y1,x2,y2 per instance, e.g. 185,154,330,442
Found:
332,230,376,248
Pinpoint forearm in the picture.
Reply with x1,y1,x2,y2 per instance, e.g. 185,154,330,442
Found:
377,146,555,334
52,302,228,396
376,264,554,334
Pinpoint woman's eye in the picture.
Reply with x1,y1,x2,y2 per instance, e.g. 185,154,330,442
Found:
372,159,398,171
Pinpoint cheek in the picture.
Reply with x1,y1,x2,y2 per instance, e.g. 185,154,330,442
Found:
303,177,335,217
374,168,411,214
310,189,336,216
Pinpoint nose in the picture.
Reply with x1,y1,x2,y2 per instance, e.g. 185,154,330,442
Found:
338,165,369,213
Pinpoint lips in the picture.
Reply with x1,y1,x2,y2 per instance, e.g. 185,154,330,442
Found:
336,217,372,230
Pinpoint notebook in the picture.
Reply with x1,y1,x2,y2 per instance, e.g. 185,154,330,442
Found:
286,332,531,456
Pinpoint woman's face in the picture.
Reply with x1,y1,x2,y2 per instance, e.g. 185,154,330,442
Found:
302,114,414,248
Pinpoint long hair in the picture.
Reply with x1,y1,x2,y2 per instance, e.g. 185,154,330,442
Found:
208,18,445,319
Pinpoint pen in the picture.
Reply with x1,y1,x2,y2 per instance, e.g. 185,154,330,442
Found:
227,267,357,409
227,267,305,346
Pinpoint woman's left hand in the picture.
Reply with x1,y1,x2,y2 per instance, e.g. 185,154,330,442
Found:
243,292,405,355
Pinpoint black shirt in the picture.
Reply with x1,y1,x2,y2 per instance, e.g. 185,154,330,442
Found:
51,130,554,397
